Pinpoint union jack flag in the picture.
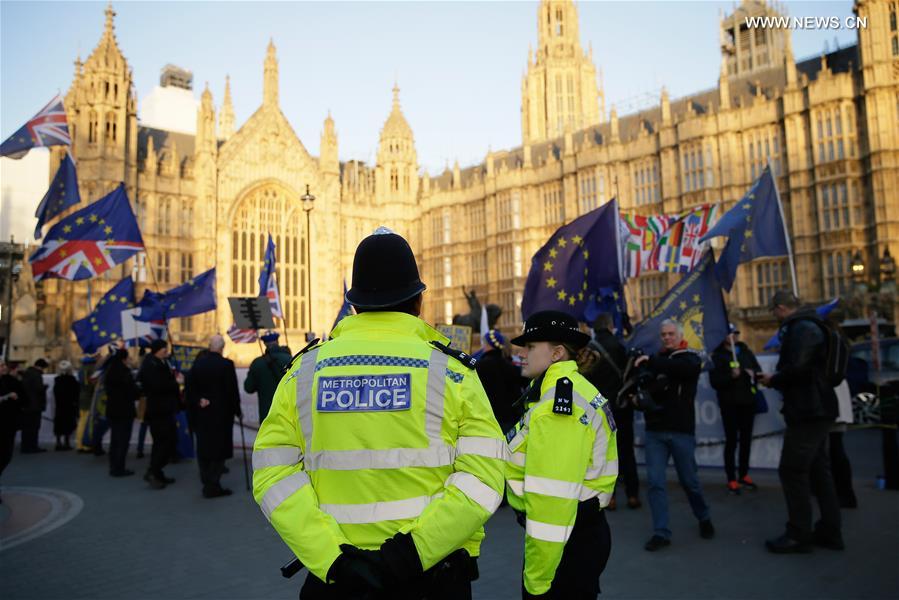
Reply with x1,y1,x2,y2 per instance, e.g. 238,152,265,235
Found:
653,204,719,273
1,94,71,159
258,234,284,319
29,184,144,282
227,323,258,344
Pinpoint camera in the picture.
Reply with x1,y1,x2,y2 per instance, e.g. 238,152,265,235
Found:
619,348,665,412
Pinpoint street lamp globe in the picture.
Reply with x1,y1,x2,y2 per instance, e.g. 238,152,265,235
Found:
850,249,866,281
880,247,896,295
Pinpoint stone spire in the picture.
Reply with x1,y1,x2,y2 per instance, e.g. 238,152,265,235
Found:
660,86,671,125
784,30,797,87
320,111,339,175
196,82,216,154
219,75,235,140
609,105,619,142
263,38,279,106
718,56,731,110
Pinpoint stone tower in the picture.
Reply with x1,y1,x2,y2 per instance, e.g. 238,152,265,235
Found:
219,75,236,141
375,85,419,206
63,4,138,202
521,0,603,143
720,0,788,79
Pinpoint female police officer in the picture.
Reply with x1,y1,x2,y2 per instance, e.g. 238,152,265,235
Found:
506,310,618,599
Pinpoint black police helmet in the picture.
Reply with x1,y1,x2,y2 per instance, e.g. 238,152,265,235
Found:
346,228,427,309
511,310,591,349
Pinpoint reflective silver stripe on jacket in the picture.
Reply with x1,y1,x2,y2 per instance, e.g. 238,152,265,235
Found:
305,446,454,471
295,348,320,453
425,349,449,444
446,472,502,513
260,471,311,521
585,458,619,480
507,478,524,497
456,436,509,461
510,451,526,467
524,474,582,500
320,494,439,524
252,446,303,470
525,518,573,543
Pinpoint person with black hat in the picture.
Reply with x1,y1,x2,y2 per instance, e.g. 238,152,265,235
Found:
244,330,291,423
709,323,762,494
475,328,524,433
252,227,506,599
138,339,180,489
505,310,617,599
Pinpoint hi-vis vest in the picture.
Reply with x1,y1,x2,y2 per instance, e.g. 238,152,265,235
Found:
505,360,618,596
252,312,507,581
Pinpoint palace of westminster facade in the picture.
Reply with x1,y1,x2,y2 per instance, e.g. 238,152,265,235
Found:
15,0,899,362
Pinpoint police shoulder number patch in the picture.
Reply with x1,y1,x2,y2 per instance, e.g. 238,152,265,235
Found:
552,377,574,416
317,373,412,412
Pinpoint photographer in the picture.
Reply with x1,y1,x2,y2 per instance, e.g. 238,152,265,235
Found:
579,312,640,510
630,319,713,552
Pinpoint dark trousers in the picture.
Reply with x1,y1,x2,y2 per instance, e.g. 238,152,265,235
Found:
523,499,610,599
108,417,133,474
91,417,109,454
828,431,856,505
198,458,225,494
612,407,639,498
720,403,755,482
148,415,176,478
136,421,149,454
20,411,42,451
778,420,841,542
884,427,899,489
0,425,16,480
300,550,476,600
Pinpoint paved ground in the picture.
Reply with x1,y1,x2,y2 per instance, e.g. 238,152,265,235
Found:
1,428,897,599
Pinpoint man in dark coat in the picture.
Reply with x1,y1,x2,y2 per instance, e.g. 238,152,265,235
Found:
759,291,842,553
20,359,49,453
1,360,26,496
244,331,291,423
104,343,139,477
138,339,180,489
580,312,640,510
474,329,523,433
53,360,80,451
709,324,762,494
186,334,241,498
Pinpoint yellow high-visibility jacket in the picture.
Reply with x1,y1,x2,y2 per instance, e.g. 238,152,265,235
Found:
252,312,507,581
505,360,618,595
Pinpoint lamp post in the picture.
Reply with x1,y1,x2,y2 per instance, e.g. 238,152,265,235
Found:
301,184,315,339
879,247,896,296
850,249,866,293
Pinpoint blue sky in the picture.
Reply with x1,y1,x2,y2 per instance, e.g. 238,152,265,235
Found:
1,1,858,173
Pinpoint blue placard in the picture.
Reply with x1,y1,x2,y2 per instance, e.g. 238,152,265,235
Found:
317,373,412,412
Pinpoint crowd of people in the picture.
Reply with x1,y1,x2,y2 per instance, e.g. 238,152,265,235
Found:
0,230,868,599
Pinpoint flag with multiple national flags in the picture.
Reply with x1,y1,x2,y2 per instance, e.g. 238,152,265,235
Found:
0,94,71,159
651,204,718,274
28,183,144,282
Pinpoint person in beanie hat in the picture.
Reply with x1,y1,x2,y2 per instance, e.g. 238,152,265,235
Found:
53,360,80,451
475,328,524,432
253,227,505,599
506,310,617,599
244,331,291,422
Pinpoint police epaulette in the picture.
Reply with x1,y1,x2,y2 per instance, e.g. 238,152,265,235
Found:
429,341,478,370
291,338,322,364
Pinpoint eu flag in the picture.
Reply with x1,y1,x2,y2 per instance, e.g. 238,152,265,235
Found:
626,252,729,357
28,184,144,282
71,277,137,354
699,167,790,291
34,153,80,239
137,268,217,321
521,199,623,321
331,280,354,334
258,234,283,319
584,286,631,339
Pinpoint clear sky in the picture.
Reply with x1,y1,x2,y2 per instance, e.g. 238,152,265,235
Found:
1,1,858,175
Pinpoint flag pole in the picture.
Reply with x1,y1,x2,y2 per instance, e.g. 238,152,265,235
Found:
767,160,798,297
143,250,174,344
274,270,291,350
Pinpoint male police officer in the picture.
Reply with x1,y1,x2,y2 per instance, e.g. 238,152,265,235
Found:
253,228,506,599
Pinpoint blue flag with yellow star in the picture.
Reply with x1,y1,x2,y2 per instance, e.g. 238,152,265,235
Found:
521,199,623,321
34,153,80,239
699,166,790,291
626,252,728,357
71,276,136,354
584,286,631,339
136,268,217,321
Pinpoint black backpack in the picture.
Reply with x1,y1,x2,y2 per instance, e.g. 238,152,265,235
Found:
817,320,850,387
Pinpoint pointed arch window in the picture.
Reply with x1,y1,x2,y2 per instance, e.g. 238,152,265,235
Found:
105,111,116,142
88,110,98,144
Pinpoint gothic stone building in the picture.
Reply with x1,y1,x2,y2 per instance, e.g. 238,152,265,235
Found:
36,0,899,362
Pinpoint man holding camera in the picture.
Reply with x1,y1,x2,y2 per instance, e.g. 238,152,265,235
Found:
633,319,713,552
